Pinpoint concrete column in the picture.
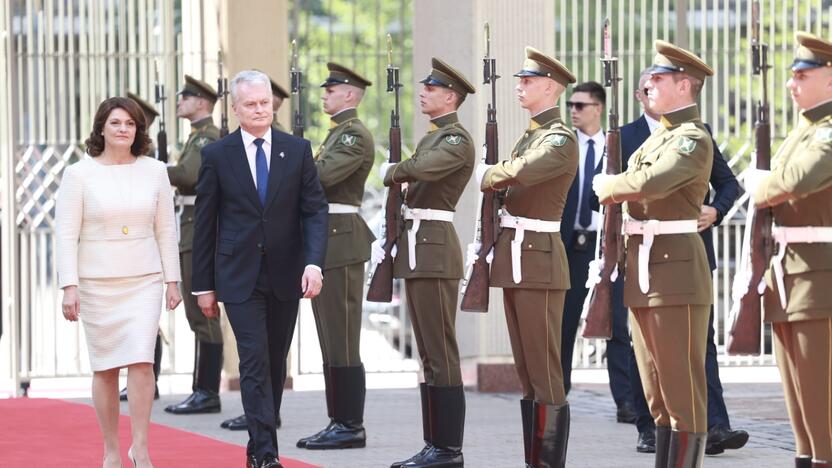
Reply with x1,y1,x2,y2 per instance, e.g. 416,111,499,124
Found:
413,1,555,374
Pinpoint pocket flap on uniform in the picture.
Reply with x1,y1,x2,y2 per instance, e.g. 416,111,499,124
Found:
329,215,354,235
649,242,693,264
416,225,446,245
519,234,552,252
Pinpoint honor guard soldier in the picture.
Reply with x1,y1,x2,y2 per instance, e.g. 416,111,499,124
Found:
164,75,223,415
121,92,164,401
381,58,476,468
296,62,375,450
477,46,577,468
270,78,290,133
594,41,715,468
744,32,832,468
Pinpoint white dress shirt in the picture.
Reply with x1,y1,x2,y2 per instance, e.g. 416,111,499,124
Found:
644,113,660,134
574,128,606,231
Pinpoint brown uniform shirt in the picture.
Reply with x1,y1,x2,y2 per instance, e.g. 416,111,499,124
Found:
482,106,578,290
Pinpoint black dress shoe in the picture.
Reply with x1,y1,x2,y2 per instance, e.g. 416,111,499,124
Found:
260,455,282,468
705,425,749,454
636,430,656,453
297,421,335,448
245,454,257,468
303,421,366,450
164,389,220,414
616,403,637,424
402,445,463,467
222,414,248,430
390,445,432,468
119,386,159,402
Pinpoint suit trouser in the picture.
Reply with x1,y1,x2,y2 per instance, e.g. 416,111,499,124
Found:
773,318,832,461
310,262,364,366
630,304,709,433
561,245,594,394
606,276,633,409
504,288,567,405
404,278,461,386
181,250,223,343
630,304,731,433
225,264,299,460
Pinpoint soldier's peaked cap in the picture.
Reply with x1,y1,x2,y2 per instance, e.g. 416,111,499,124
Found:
419,58,476,96
646,40,714,81
178,75,218,103
270,78,290,99
125,92,159,119
321,62,372,89
514,46,576,87
792,31,832,71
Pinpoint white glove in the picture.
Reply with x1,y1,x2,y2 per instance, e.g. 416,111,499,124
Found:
585,259,603,288
592,173,613,197
475,163,494,187
465,242,482,268
381,162,396,179
371,239,386,264
742,168,771,199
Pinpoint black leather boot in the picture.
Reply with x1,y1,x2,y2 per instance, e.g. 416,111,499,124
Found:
402,385,464,468
521,399,533,468
303,365,367,450
654,426,671,468
529,401,569,468
813,460,832,468
667,430,706,468
794,456,813,468
165,341,222,414
390,383,432,468
297,364,334,448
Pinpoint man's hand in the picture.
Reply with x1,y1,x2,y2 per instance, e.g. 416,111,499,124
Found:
302,266,323,299
197,292,220,319
697,205,718,232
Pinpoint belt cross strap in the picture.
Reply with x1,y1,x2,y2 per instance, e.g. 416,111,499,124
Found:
403,207,455,270
328,203,360,214
770,225,832,308
499,212,561,284
177,195,196,206
622,218,698,294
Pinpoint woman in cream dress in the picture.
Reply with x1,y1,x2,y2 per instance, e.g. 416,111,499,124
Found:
56,97,181,468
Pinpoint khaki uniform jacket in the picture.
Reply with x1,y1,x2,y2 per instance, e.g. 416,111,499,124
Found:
756,100,832,322
314,108,375,270
383,112,475,280
481,107,578,290
597,105,713,308
167,117,219,253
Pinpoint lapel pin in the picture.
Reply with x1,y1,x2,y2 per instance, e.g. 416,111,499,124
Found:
279,151,285,158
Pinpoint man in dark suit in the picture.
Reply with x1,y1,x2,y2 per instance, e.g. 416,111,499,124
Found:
613,69,747,456
192,70,328,468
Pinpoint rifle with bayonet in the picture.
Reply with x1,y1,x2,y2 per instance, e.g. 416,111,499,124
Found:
728,0,773,356
460,22,500,313
217,50,229,137
290,40,305,138
582,18,622,339
154,61,168,163
366,34,403,303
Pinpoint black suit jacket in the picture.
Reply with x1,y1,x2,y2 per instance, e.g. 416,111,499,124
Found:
192,128,328,303
596,115,740,270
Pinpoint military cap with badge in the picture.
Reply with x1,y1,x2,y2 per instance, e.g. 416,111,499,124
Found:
178,74,218,104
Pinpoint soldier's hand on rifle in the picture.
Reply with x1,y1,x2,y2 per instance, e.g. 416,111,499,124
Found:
465,242,482,268
371,239,396,264
592,173,614,198
741,168,771,198
475,163,493,187
380,162,396,179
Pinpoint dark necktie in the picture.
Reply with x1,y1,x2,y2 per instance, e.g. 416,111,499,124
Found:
254,138,268,205
579,139,595,228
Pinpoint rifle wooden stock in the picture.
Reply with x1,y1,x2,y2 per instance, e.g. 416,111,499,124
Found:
461,121,500,312
366,126,402,302
728,122,772,355
582,129,622,339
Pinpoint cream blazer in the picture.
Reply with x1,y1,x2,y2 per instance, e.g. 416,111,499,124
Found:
56,156,181,288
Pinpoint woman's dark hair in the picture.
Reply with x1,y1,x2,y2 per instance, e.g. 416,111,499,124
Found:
84,97,151,157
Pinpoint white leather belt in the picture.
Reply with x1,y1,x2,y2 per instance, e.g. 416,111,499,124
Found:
403,207,455,270
771,225,832,308
499,212,561,284
622,218,698,294
177,195,196,206
329,203,360,214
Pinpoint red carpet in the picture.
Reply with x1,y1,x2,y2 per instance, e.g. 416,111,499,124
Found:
0,398,320,467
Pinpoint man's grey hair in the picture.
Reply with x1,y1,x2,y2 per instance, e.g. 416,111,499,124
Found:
229,70,271,103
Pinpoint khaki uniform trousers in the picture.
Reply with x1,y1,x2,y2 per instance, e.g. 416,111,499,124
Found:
310,262,364,367
180,251,223,343
503,289,567,405
405,278,462,387
773,318,832,461
630,305,709,433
